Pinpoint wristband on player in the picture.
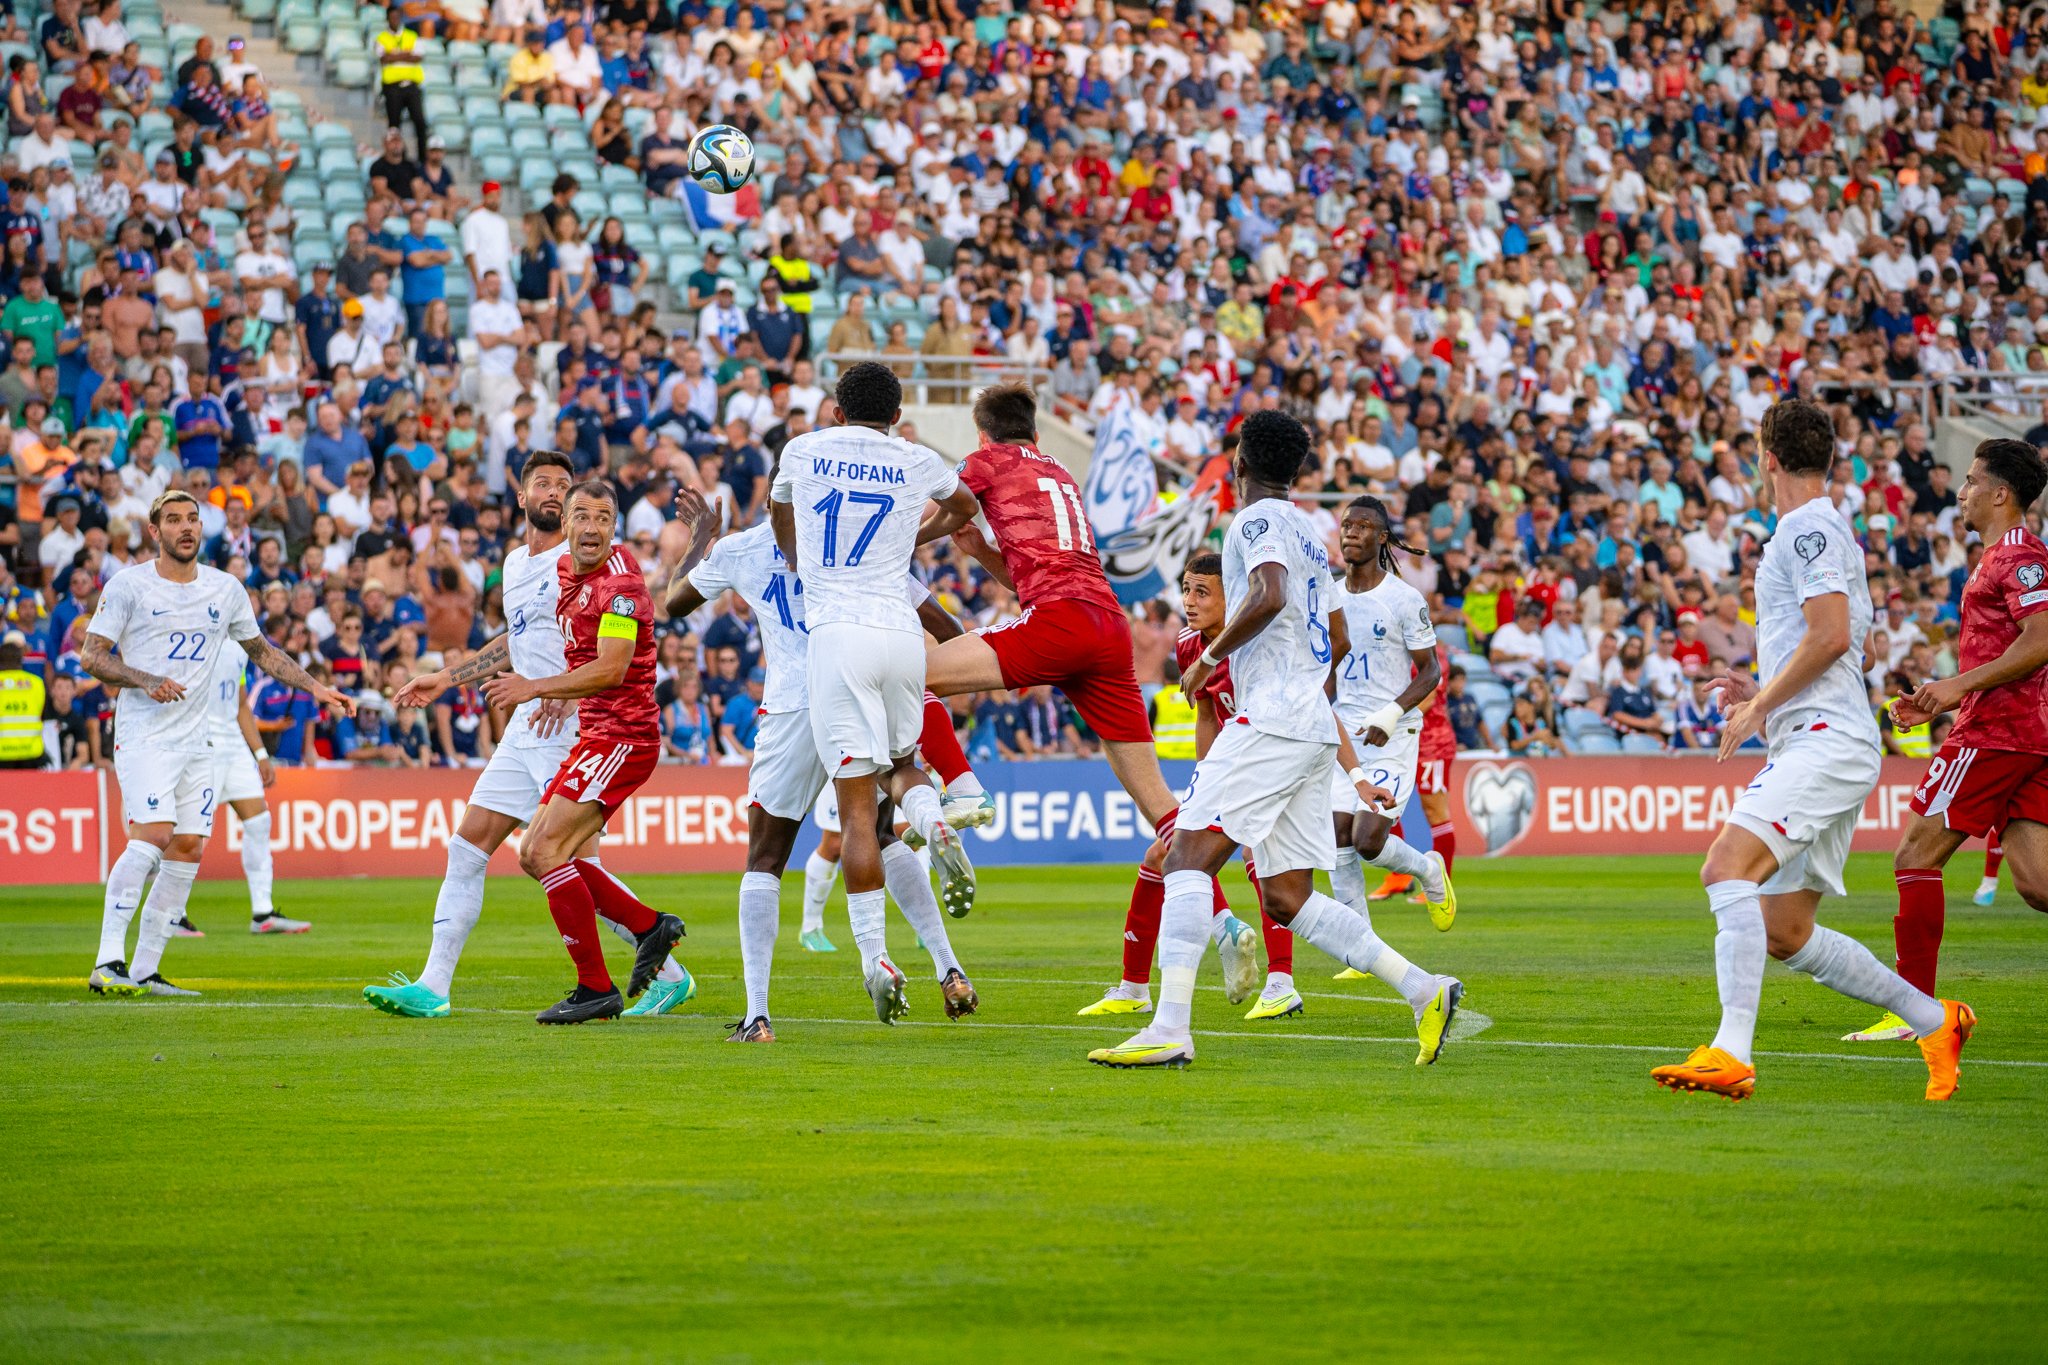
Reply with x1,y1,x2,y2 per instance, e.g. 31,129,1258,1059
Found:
1347,766,1371,789
1361,702,1404,738
252,746,269,760
1198,642,1224,668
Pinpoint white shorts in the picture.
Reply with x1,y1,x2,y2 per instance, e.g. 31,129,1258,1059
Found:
813,783,841,834
212,743,266,806
467,738,574,824
806,622,923,779
117,743,217,837
1179,719,1338,876
747,708,830,822
1727,728,1882,897
1329,726,1421,816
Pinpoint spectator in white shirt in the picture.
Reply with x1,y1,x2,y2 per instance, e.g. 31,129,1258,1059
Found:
1541,599,1589,675
1489,599,1549,684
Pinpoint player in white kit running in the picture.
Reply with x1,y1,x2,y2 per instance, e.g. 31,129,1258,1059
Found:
767,361,982,1023
362,452,697,1019
1317,496,1459,1001
194,651,309,935
1088,412,1463,1069
665,518,980,1040
1651,400,1975,1103
81,491,355,998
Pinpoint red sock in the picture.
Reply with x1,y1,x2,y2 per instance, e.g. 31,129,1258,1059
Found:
1210,875,1231,915
919,691,972,787
1893,868,1946,996
574,858,657,935
1431,821,1457,875
1985,837,2004,880
1154,807,1177,842
542,863,612,991
1247,863,1292,975
1120,867,1163,986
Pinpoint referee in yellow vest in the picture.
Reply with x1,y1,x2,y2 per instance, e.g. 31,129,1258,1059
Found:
375,7,429,162
0,633,47,770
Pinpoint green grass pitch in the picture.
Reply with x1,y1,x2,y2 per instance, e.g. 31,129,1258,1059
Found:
2,853,2044,1362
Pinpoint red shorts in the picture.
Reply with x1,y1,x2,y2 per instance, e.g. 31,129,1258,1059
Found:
544,736,660,817
977,598,1153,744
1416,754,1451,796
1909,743,2048,837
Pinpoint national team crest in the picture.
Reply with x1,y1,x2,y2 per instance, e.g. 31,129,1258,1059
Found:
1793,532,1826,562
2019,563,2044,590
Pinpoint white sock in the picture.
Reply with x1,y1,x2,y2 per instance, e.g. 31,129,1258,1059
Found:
883,840,960,978
420,834,490,996
1368,832,1435,890
1330,846,1367,912
1209,901,1236,945
1265,971,1294,995
240,811,274,918
944,772,985,800
898,782,943,847
1705,880,1766,1065
1155,868,1212,1035
801,852,838,933
848,888,889,974
738,870,780,1022
1108,979,1150,1000
98,839,161,965
1289,892,1437,1014
128,859,199,979
1783,924,1946,1038
586,857,684,983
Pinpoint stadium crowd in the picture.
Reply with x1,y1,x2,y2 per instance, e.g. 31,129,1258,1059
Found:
0,0,2044,772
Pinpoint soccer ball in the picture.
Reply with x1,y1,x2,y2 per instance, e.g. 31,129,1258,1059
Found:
686,125,756,194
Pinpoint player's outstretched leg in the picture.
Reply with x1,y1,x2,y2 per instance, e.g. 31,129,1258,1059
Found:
1774,909,1968,1101
919,691,994,832
569,857,683,999
89,838,162,997
367,833,491,1019
1288,891,1461,1064
882,841,976,1018
892,770,974,919
1846,866,1944,1042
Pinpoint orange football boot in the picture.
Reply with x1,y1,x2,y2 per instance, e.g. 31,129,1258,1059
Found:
1368,873,1417,902
1917,1000,1977,1101
1651,1045,1757,1102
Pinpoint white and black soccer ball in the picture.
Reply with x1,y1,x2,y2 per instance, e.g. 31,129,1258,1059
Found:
686,124,756,194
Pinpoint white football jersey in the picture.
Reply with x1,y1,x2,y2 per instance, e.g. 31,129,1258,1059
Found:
1753,496,1879,749
689,523,934,714
1220,497,1338,745
87,562,260,752
770,425,959,636
498,539,577,750
1331,571,1436,737
206,644,251,743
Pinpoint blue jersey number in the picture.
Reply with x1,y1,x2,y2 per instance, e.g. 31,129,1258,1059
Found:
1305,577,1332,664
762,572,808,634
811,490,896,567
1341,649,1367,682
167,630,208,662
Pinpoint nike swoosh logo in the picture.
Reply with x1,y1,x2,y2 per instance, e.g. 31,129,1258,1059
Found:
152,609,170,616
433,918,448,926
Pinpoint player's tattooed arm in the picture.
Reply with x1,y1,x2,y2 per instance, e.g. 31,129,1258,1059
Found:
79,631,183,702
393,636,512,707
239,634,358,716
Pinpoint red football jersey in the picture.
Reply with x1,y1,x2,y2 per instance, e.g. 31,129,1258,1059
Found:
556,547,659,745
1420,642,1454,747
959,441,1124,613
1951,526,2048,755
1174,627,1236,731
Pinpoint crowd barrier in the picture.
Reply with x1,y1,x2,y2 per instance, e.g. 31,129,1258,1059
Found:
0,754,1938,886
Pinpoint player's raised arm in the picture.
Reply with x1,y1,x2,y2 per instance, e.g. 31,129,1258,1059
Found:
239,633,357,717
394,634,511,708
922,481,982,544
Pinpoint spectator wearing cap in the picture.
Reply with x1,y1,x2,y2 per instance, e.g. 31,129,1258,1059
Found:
460,179,514,304
415,134,461,215
37,494,84,582
503,26,553,103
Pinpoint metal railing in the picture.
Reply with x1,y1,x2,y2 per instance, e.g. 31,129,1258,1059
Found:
816,352,1054,411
